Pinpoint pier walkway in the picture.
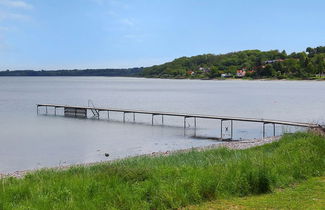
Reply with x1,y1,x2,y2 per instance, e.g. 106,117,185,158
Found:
37,104,322,140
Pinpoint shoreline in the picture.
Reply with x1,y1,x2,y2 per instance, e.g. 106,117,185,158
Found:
0,136,280,179
0,75,324,82
140,77,325,82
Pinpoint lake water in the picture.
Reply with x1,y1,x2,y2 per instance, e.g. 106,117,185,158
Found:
0,77,324,173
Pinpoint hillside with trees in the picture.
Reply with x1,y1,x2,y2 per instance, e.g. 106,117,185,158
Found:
1,46,324,79
141,46,325,79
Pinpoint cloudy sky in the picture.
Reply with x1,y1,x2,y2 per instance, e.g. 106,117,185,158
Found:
0,0,324,70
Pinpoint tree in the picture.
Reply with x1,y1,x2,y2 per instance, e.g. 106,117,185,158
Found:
208,66,220,78
314,54,325,77
256,65,275,77
306,47,316,57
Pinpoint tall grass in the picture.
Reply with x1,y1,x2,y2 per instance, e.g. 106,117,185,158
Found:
0,132,324,209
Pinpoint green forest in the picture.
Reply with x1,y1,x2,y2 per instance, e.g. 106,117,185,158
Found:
141,46,325,79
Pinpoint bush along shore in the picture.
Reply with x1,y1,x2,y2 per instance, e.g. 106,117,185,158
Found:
0,132,324,209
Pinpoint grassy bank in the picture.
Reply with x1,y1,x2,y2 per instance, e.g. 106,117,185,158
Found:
0,132,324,209
188,176,325,209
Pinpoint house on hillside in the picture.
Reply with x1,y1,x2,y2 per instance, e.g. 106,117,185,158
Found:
187,71,195,76
236,70,246,77
236,69,255,77
264,59,284,64
221,73,232,78
316,73,325,77
198,67,211,73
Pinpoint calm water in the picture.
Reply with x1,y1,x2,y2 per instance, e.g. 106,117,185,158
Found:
0,77,324,173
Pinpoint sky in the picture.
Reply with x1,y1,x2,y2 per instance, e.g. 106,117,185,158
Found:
0,0,324,70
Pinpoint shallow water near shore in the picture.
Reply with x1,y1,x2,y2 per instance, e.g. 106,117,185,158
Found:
0,77,324,173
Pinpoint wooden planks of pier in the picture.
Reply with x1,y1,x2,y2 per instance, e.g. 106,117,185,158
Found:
36,104,322,140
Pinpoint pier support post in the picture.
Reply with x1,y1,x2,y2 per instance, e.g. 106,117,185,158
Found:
46,106,48,115
184,117,187,129
123,112,125,123
263,123,266,138
54,107,56,116
273,123,276,136
194,117,197,136
108,111,109,120
133,113,135,123
162,115,164,125
152,114,154,125
220,119,233,140
221,119,223,140
231,120,233,140
37,105,39,115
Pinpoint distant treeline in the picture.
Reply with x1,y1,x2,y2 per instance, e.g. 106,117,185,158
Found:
140,46,325,79
1,46,325,79
0,68,143,76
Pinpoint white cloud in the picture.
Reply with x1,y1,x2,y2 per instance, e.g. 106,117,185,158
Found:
0,25,9,30
0,0,33,53
90,0,105,5
0,10,29,21
0,0,33,22
120,18,135,27
0,0,33,9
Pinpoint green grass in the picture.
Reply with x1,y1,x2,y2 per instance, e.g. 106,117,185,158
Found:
0,132,324,209
187,176,325,209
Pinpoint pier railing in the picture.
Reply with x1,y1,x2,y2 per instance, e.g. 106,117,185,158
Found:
36,104,322,140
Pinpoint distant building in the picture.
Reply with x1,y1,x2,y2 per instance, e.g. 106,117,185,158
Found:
236,69,255,77
316,73,325,77
187,71,195,76
236,70,246,77
198,67,211,73
264,59,284,64
221,73,232,78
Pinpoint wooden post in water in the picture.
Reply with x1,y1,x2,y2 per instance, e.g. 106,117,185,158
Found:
220,119,223,140
230,120,234,140
123,112,125,123
263,123,266,138
133,113,135,123
107,111,109,119
194,117,197,136
273,123,276,136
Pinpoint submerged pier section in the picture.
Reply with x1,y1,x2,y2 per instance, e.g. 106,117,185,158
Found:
64,107,87,118
36,104,322,140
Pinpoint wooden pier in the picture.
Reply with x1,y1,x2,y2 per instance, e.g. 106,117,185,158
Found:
37,104,322,140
